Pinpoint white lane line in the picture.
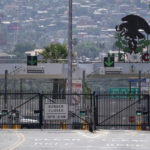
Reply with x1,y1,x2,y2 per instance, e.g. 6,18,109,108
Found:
76,130,109,139
106,143,144,148
34,138,80,141
32,145,131,149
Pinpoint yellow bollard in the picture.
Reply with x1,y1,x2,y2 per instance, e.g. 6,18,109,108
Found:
2,124,9,129
61,122,66,130
12,125,21,129
137,123,141,131
82,122,89,130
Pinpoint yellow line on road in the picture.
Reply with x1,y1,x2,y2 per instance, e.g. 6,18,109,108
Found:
2,131,25,150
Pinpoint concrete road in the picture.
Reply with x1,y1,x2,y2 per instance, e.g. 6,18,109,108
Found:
0,129,150,150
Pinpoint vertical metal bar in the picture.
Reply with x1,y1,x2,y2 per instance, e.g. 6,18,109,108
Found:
129,81,131,100
4,70,8,109
68,0,72,95
39,93,43,129
147,34,149,53
82,70,85,107
138,70,141,104
147,95,150,128
95,95,98,127
20,79,23,99
93,93,96,131
89,93,93,132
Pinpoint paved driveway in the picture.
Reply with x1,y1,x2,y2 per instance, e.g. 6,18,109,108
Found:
0,129,150,150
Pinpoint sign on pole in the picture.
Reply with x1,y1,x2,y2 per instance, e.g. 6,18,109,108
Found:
109,87,138,98
27,56,37,66
128,78,146,83
44,104,68,120
104,55,114,67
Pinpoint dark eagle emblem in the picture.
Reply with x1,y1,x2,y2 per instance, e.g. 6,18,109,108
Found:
116,14,150,53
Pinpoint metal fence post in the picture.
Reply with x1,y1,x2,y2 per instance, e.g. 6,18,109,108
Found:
94,95,98,128
89,93,93,132
39,93,43,129
89,92,95,132
4,70,8,109
93,94,96,131
148,95,150,129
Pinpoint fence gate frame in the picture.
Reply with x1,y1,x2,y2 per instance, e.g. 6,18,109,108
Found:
93,94,150,130
1,92,149,131
0,92,40,129
41,93,92,130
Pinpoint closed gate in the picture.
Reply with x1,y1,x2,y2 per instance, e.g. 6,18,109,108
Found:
0,92,92,130
42,93,91,129
94,94,150,130
0,92,40,129
0,92,149,131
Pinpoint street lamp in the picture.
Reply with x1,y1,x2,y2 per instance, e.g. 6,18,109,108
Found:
68,0,72,94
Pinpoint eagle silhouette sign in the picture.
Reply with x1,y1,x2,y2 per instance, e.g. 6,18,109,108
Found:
115,14,150,54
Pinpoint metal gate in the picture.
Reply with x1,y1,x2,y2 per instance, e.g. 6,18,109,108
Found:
0,92,92,130
0,92,40,129
94,94,150,130
42,93,91,129
0,92,149,131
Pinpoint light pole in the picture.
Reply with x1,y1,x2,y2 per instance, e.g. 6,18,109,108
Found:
68,0,72,94
4,70,8,109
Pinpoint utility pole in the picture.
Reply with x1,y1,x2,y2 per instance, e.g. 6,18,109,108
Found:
4,70,8,109
68,0,72,94
20,79,23,99
136,70,142,130
82,70,86,106
129,81,131,100
138,70,141,104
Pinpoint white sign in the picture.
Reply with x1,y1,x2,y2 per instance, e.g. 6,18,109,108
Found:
27,66,44,73
105,67,122,74
44,104,68,120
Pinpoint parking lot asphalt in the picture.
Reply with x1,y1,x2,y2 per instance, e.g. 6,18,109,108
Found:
0,129,150,150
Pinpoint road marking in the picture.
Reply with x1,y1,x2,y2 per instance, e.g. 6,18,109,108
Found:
34,138,80,142
111,138,144,142
76,130,108,138
106,143,143,148
2,132,25,150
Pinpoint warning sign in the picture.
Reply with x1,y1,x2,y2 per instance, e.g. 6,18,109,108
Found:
44,104,68,120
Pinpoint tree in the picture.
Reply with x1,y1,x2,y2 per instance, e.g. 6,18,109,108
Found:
40,43,68,63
